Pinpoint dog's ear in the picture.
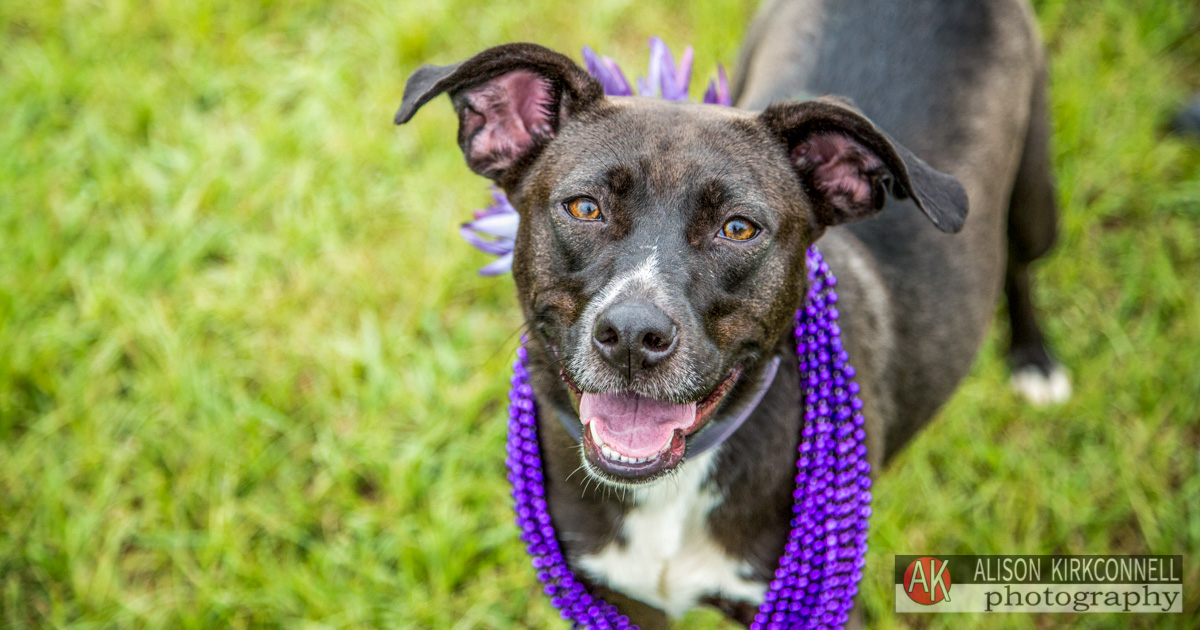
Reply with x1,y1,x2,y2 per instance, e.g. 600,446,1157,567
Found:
395,43,605,184
759,97,969,233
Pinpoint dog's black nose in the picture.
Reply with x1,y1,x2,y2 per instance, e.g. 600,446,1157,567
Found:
593,301,678,373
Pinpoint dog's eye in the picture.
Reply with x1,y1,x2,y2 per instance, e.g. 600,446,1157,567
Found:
719,217,760,241
563,197,602,221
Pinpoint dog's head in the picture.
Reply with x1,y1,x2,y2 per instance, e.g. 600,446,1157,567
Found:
397,43,967,486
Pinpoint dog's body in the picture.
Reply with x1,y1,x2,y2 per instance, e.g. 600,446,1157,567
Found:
739,0,1066,446
397,0,1066,626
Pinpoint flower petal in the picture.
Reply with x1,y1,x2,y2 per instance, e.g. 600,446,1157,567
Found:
583,46,633,96
641,36,673,98
703,64,731,106
490,187,516,209
474,187,517,219
460,224,515,256
478,251,515,276
582,46,608,79
664,45,694,101
467,210,520,240
602,56,633,96
474,205,508,220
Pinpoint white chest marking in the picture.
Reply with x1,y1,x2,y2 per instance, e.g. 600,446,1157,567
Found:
576,450,767,617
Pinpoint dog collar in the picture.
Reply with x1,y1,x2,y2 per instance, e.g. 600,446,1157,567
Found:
551,355,781,458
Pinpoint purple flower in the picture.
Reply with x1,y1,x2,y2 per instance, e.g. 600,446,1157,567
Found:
703,64,731,107
637,37,694,101
582,46,634,97
461,187,519,275
462,39,730,275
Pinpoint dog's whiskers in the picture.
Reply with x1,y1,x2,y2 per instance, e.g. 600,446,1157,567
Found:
565,464,587,484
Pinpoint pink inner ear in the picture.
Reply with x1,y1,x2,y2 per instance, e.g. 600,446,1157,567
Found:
791,132,884,213
462,71,556,176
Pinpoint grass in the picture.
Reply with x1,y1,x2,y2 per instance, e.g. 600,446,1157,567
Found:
0,0,1197,628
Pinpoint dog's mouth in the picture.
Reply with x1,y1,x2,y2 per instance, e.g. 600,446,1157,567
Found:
561,368,741,483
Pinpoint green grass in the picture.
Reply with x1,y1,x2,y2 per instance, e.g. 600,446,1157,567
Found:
1,0,1197,628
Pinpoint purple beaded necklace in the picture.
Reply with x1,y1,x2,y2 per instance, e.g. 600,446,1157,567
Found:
470,40,873,630
505,247,871,630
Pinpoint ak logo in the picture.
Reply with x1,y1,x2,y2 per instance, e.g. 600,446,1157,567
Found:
903,557,952,605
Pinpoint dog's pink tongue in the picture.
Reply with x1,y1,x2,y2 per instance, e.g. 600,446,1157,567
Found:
579,392,697,458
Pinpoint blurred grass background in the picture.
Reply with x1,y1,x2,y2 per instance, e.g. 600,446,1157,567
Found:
1,0,1198,628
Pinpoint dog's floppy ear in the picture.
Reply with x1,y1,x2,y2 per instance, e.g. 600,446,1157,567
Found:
759,97,969,233
395,43,605,183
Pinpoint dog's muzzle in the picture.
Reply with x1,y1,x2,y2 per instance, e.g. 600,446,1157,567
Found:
557,356,781,483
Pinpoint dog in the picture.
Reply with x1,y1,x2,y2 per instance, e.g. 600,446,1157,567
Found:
395,0,1068,626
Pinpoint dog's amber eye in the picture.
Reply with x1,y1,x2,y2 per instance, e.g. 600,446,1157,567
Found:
564,197,602,221
720,217,760,241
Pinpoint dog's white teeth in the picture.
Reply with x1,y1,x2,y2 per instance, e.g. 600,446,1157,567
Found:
595,438,658,464
597,444,654,464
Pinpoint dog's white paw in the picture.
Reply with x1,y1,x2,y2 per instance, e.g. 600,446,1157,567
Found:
1010,365,1071,406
